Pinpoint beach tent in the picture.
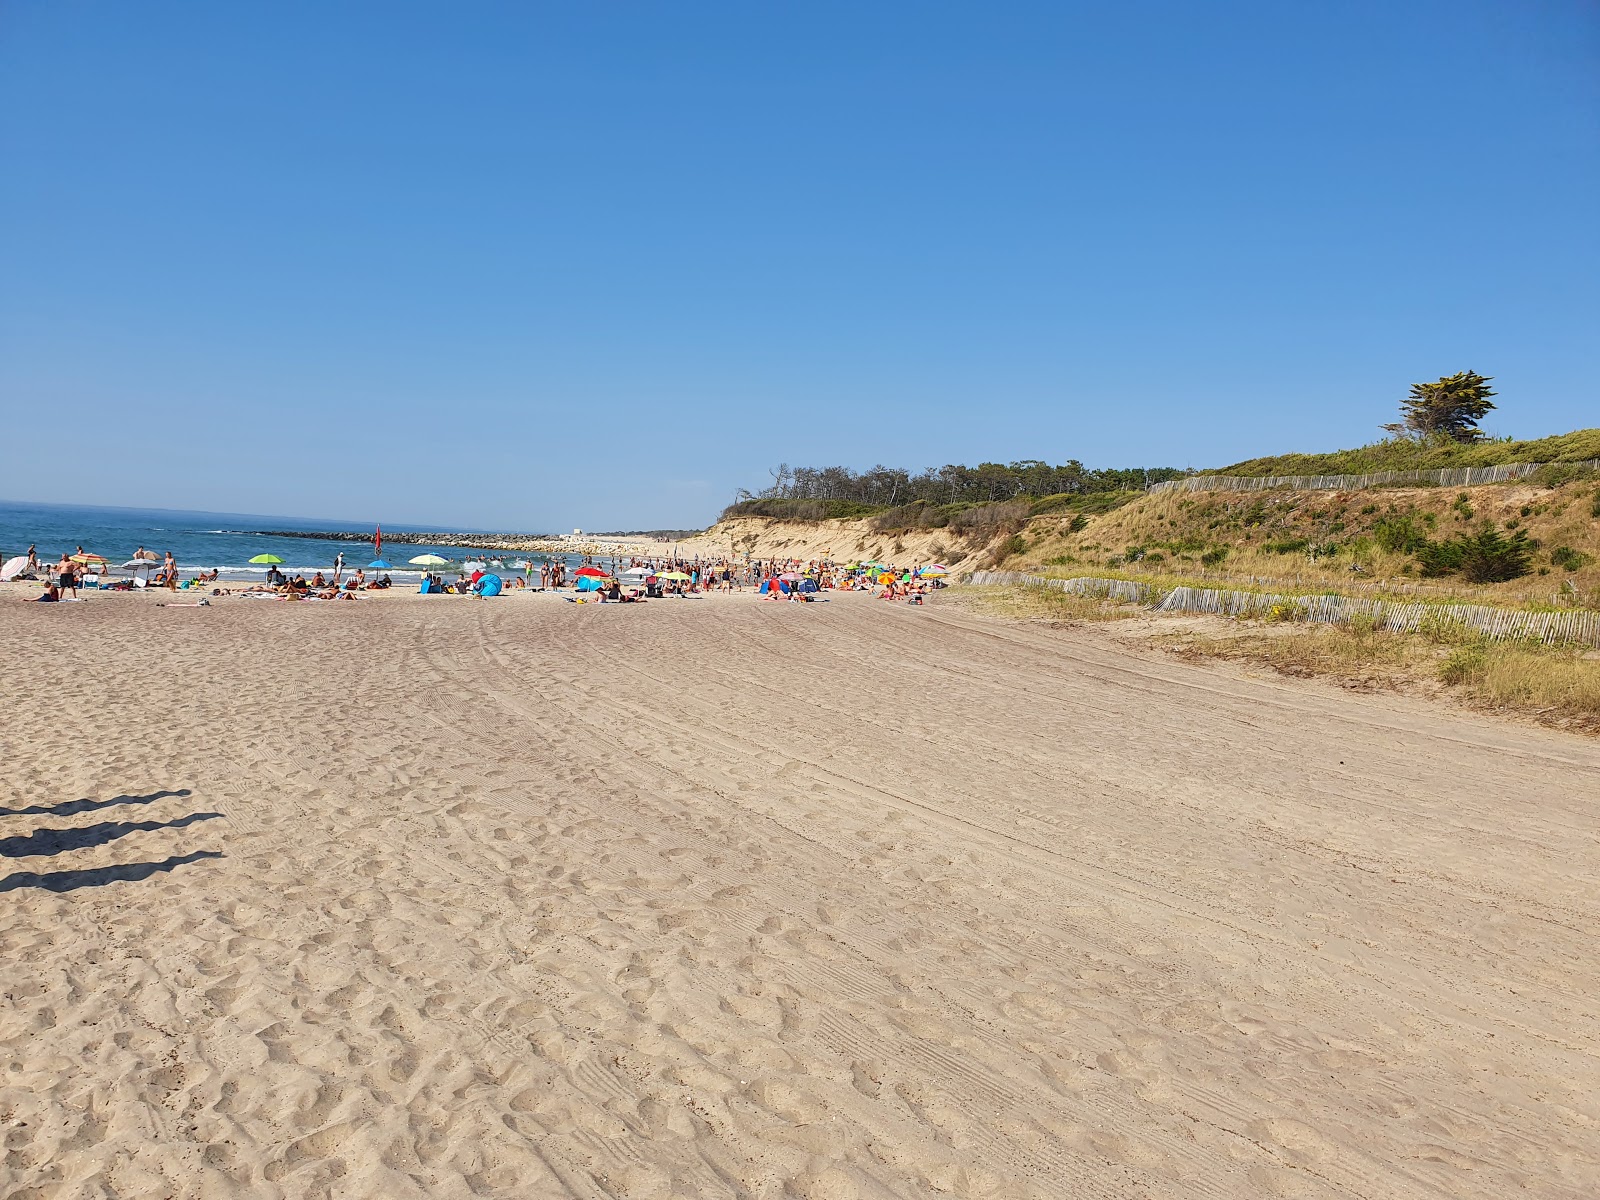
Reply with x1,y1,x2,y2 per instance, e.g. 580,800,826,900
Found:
474,572,504,597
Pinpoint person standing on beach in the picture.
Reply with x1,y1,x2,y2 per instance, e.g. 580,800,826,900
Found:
56,554,78,598
26,544,38,573
333,551,345,586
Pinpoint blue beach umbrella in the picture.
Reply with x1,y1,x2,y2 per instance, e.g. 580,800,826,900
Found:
367,559,392,569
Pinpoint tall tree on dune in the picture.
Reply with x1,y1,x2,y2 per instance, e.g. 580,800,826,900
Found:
1384,371,1497,442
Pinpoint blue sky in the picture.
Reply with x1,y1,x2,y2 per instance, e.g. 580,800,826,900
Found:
2,1,1595,531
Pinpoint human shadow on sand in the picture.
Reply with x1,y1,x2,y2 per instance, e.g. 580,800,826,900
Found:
0,812,224,858
0,789,193,818
0,851,223,893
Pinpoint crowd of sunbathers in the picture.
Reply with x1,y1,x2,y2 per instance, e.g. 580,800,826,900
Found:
14,540,950,608
236,565,395,600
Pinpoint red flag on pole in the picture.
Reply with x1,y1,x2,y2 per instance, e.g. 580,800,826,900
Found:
375,524,382,559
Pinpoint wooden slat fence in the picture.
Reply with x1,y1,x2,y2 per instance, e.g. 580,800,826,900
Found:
963,571,1600,647
1147,458,1600,496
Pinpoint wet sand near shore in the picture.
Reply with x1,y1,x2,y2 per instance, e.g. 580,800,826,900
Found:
3,589,1598,1198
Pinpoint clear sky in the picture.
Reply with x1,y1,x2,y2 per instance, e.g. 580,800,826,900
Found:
2,2,1595,531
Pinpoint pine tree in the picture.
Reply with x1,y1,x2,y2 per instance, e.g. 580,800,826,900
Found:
1382,371,1497,442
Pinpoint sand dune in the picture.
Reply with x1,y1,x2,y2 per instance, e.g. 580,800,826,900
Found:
3,589,1598,1198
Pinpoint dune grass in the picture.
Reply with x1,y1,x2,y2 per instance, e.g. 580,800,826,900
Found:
1159,619,1600,732
1009,476,1600,610
945,583,1146,623
1438,643,1600,719
1211,428,1600,478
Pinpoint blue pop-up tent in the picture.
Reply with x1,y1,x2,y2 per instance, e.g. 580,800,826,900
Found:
474,572,503,597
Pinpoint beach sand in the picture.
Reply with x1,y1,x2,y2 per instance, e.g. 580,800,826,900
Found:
3,588,1598,1198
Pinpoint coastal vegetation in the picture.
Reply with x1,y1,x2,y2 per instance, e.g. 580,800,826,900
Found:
722,460,1184,522
1380,370,1498,443
1156,618,1600,734
942,581,1600,733
1012,476,1600,602
1210,427,1600,478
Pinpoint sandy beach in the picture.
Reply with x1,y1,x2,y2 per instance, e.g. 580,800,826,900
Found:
4,588,1599,1199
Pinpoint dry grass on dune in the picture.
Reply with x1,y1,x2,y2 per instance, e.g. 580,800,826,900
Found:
1156,618,1600,732
944,582,1146,624
949,580,1600,731
1010,477,1600,609
1439,642,1600,720
1157,623,1429,685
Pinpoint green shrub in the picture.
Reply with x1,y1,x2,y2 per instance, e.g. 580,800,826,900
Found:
1211,427,1600,477
1456,525,1534,582
1200,547,1229,566
1530,463,1599,487
1372,515,1428,554
868,501,954,533
722,497,885,521
993,533,1027,563
1028,491,1140,517
1439,642,1491,684
1418,537,1466,576
1551,545,1592,572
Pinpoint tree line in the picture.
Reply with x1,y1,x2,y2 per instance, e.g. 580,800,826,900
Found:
733,460,1186,511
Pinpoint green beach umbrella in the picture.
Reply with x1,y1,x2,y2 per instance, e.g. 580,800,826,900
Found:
249,554,285,564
